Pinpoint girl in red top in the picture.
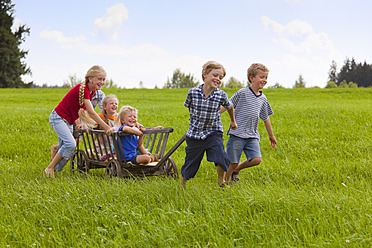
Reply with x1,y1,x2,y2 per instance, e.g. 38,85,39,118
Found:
44,65,115,178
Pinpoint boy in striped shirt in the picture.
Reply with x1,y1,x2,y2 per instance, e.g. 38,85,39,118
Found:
223,63,277,183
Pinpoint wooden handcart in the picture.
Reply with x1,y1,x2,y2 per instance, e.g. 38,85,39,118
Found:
70,127,186,178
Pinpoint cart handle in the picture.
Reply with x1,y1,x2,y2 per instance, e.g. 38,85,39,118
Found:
156,133,186,167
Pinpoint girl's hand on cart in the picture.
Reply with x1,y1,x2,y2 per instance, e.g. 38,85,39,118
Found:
75,123,82,132
104,127,115,135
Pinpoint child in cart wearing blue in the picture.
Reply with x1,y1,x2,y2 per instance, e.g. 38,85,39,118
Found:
116,105,162,165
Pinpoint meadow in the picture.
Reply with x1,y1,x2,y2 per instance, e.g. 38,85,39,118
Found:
0,87,371,247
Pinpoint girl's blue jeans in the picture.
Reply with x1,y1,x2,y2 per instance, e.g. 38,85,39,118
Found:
49,110,76,171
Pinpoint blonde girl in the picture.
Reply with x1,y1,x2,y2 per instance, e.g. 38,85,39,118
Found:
44,65,115,178
98,94,119,129
96,94,119,160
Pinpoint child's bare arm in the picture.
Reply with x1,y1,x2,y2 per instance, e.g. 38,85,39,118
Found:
120,126,143,136
226,107,237,130
220,106,227,113
137,142,148,155
75,119,82,131
151,126,163,129
264,118,277,148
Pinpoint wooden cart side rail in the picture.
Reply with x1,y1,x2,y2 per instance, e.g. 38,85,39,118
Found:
92,131,115,160
79,130,115,161
159,132,171,159
112,131,129,164
89,132,100,160
81,131,94,159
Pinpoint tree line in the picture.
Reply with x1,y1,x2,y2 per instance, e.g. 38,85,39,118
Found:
163,68,250,89
327,57,372,88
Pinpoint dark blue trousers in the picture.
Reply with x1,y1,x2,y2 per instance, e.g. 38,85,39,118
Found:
181,132,230,180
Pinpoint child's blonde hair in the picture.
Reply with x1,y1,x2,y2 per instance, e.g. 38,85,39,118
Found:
101,94,118,126
78,65,107,128
202,61,226,81
115,105,138,127
247,63,269,83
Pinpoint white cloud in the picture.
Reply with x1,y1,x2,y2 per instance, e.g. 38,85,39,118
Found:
261,16,342,87
40,29,86,44
34,28,206,88
94,3,129,41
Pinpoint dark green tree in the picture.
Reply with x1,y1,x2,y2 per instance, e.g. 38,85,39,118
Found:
164,68,199,88
335,57,372,87
0,0,31,88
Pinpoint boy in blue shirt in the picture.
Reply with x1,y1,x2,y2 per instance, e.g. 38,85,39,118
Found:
116,105,153,165
180,61,237,188
224,63,277,183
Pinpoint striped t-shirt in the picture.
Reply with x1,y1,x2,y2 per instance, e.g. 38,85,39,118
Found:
227,87,273,140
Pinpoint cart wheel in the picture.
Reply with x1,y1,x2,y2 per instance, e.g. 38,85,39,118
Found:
165,157,178,178
105,160,122,178
70,150,89,175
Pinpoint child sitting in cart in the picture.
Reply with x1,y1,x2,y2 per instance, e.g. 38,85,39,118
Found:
96,94,119,160
115,105,162,165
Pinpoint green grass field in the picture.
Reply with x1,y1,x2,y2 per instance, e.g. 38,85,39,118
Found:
0,87,371,247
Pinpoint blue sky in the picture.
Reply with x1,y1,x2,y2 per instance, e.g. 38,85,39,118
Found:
12,0,372,88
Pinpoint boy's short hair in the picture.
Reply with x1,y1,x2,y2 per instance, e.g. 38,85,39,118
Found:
202,61,226,81
247,63,269,82
116,105,138,126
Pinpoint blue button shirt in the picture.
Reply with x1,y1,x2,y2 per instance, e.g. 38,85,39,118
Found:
184,85,232,140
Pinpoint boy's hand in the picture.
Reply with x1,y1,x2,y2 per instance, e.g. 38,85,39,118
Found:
230,121,237,130
269,135,277,148
133,127,144,136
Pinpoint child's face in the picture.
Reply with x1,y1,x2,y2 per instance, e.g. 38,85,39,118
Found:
103,99,118,115
203,68,224,89
122,111,137,127
89,73,106,90
250,70,268,89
